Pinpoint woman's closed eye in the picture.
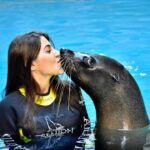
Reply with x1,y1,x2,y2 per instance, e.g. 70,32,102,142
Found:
45,49,51,53
44,45,53,53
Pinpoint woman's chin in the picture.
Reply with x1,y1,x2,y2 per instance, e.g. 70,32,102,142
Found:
58,68,64,74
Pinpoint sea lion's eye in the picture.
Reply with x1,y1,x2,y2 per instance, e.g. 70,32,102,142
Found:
90,57,96,65
83,56,96,68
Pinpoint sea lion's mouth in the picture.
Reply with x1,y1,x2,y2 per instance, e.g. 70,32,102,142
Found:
60,48,77,77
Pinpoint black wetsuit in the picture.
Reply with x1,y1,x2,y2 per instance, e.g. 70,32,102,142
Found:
0,83,90,150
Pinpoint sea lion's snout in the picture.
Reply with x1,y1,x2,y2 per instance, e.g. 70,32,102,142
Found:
60,48,96,68
60,48,74,58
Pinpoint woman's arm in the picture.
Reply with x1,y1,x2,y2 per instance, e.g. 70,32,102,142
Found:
0,99,18,149
0,100,17,136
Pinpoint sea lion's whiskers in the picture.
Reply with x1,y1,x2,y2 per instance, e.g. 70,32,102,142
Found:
54,78,61,95
56,56,75,115
55,58,70,116
60,58,75,111
50,75,57,86
60,58,70,82
63,58,70,71
61,58,73,111
53,59,69,95
60,57,69,71
56,80,65,117
67,68,73,110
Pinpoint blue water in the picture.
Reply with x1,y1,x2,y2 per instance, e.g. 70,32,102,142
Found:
0,0,150,129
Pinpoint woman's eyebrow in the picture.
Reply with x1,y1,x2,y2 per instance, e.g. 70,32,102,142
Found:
44,44,52,50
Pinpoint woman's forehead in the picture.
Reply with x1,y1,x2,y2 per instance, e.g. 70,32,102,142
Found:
40,36,51,49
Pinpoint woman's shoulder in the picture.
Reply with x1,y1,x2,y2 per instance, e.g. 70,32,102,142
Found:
61,80,83,104
0,91,25,108
62,80,80,91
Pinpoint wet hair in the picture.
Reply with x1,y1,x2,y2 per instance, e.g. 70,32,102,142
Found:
5,31,63,130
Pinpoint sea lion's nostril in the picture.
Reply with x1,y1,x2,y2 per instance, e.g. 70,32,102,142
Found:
82,56,96,68
83,56,89,62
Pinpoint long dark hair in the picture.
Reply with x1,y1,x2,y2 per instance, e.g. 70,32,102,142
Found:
5,31,63,130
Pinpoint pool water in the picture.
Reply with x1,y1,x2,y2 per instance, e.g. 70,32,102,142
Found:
0,0,150,131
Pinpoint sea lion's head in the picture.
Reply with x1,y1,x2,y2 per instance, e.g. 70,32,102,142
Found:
60,48,125,94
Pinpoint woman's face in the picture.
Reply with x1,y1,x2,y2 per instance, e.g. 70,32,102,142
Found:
31,36,64,77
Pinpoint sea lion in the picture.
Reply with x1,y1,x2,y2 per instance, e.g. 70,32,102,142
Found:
60,48,149,150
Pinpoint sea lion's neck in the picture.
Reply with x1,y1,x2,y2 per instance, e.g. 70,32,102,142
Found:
86,87,149,130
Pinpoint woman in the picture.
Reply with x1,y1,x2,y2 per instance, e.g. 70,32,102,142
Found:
0,31,90,150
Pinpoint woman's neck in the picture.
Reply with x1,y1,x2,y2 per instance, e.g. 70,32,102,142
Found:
39,82,50,94
32,73,51,94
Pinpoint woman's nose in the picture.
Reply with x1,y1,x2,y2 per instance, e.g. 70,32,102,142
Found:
53,49,60,57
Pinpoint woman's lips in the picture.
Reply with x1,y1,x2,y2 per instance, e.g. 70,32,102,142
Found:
57,57,62,63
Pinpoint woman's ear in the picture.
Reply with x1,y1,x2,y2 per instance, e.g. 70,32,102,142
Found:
31,61,37,71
